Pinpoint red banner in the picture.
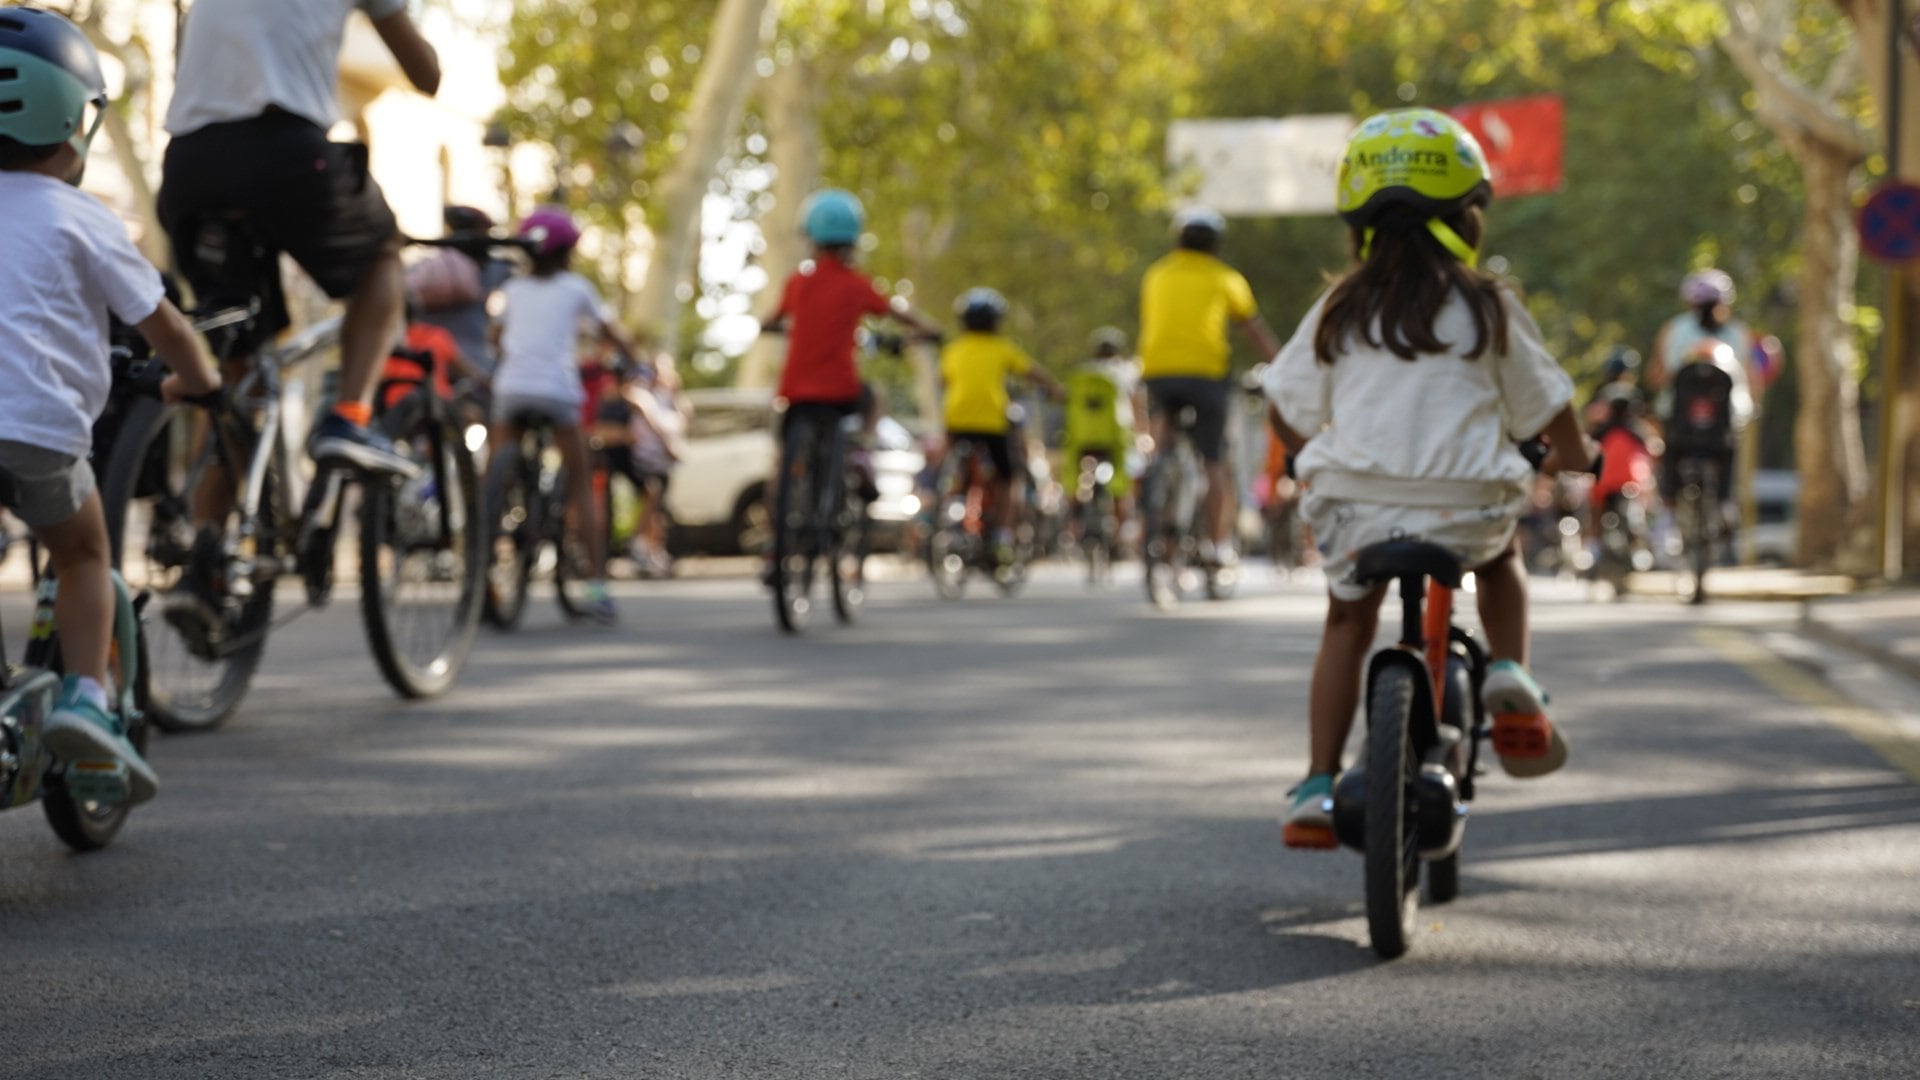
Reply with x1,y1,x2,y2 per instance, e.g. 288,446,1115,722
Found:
1448,95,1564,198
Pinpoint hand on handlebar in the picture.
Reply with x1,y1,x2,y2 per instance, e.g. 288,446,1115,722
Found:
160,372,223,407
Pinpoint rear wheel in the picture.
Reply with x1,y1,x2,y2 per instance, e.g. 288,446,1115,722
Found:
481,443,535,629
927,517,969,600
99,398,271,732
831,496,870,624
772,421,819,634
1364,664,1421,959
359,409,485,698
1141,455,1184,610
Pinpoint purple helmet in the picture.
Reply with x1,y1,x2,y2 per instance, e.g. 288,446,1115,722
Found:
1680,269,1735,307
518,206,580,255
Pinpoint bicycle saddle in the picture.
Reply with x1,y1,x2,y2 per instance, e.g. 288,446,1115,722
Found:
1353,540,1463,588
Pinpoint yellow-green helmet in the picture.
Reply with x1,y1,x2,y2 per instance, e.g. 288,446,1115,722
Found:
1336,108,1492,227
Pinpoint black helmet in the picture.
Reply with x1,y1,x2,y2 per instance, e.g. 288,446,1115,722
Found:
1088,326,1128,358
443,205,494,235
1602,346,1641,381
0,7,108,156
955,287,1008,332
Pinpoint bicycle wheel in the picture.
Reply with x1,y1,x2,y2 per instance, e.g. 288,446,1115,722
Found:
1363,664,1422,959
42,580,149,851
831,497,870,624
771,421,819,634
553,508,595,620
481,441,535,629
359,408,485,699
99,397,271,732
1141,456,1184,610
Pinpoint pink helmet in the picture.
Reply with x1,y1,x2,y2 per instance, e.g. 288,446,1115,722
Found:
518,206,581,255
1680,269,1735,307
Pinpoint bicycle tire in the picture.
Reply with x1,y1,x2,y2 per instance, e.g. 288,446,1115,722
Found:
481,441,535,629
1141,454,1184,610
99,397,270,732
831,497,869,624
1364,663,1421,959
42,583,149,851
553,523,593,620
771,419,818,634
359,410,485,699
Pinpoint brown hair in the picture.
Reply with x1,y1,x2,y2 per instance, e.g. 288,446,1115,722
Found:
1312,204,1509,365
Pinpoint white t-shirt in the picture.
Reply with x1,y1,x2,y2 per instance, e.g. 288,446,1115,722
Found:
0,173,166,458
1263,285,1574,498
494,273,613,407
166,0,407,136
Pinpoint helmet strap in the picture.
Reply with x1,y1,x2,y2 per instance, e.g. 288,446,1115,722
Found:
1427,219,1479,267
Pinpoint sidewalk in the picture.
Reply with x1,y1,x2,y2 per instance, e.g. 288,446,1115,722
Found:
1801,589,1920,684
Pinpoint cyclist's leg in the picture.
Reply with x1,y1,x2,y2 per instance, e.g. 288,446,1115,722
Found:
555,423,607,578
1187,379,1233,549
5,455,112,691
1470,535,1529,665
335,235,407,413
1308,586,1387,776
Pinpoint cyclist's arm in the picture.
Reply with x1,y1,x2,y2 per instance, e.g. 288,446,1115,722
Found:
1534,404,1595,475
1266,403,1308,456
1237,314,1281,362
138,299,222,401
372,9,442,96
1645,324,1671,393
887,302,942,341
596,319,638,367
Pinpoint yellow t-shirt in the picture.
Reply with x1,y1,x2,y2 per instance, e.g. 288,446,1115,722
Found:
940,331,1033,434
1138,250,1258,380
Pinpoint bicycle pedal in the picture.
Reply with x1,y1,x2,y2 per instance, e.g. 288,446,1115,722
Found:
1490,711,1552,758
61,760,132,805
1281,822,1339,850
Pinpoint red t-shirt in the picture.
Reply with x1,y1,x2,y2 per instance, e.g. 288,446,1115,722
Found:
774,256,891,404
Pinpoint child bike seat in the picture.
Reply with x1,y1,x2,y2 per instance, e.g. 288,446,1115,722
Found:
1353,540,1463,588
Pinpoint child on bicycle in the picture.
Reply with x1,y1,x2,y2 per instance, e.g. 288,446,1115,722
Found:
490,206,636,623
1262,109,1590,849
757,189,941,576
940,288,1061,562
0,8,222,803
1061,327,1143,550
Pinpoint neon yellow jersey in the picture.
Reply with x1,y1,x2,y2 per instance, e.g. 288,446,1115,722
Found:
1062,363,1132,451
940,331,1033,434
1138,250,1257,380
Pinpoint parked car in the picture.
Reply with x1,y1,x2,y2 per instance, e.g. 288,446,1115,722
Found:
665,389,925,556
666,389,776,555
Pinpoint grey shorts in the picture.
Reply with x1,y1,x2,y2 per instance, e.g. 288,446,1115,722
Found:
0,440,97,528
492,393,582,430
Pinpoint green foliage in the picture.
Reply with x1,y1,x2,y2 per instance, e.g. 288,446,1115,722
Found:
499,0,1863,449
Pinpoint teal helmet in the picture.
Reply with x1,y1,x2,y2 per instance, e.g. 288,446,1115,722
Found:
801,188,864,246
0,7,109,156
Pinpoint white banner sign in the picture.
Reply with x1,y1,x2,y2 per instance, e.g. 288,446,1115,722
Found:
1167,115,1355,217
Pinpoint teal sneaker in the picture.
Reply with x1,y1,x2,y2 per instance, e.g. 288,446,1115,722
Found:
1281,773,1338,850
582,582,618,625
41,676,157,805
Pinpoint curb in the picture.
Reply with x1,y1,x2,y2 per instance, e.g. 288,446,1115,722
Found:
1800,605,1920,686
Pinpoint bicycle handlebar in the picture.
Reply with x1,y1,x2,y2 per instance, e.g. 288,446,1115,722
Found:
404,234,539,255
111,347,223,409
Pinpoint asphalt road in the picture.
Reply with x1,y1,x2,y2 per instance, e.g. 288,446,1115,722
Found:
2,562,1915,1079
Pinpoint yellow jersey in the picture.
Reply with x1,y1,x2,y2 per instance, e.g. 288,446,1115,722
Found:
940,331,1033,434
1138,250,1258,380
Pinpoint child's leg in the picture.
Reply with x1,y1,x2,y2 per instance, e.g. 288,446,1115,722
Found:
36,492,114,691
1307,587,1386,775
556,425,607,577
1471,536,1528,665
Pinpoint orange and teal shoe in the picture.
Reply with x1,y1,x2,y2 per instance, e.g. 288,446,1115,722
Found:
1482,660,1569,779
1281,773,1339,850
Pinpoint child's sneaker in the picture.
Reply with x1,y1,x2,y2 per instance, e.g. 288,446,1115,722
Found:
41,676,157,804
1281,773,1338,849
582,582,618,625
1481,660,1569,778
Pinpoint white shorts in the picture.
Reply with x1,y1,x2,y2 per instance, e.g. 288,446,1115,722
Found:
1303,490,1526,601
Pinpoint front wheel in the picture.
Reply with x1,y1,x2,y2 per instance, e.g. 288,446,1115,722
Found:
831,498,870,624
1363,664,1421,959
359,411,485,698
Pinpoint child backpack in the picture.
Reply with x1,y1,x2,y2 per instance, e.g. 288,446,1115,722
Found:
1665,358,1736,457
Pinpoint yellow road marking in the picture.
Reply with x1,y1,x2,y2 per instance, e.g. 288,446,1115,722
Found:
1696,627,1920,783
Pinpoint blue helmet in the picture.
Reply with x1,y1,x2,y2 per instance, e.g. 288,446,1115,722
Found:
802,188,864,246
0,6,108,156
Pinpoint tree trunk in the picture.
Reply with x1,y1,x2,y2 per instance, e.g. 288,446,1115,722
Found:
632,0,776,358
737,51,819,390
1786,135,1873,568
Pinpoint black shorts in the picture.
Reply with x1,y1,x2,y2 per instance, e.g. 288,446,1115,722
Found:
947,431,1015,479
602,446,669,495
1144,376,1230,463
158,112,398,307
780,399,860,443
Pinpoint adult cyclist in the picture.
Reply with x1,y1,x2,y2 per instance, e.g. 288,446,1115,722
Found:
1647,270,1761,562
1137,207,1280,567
157,0,441,477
